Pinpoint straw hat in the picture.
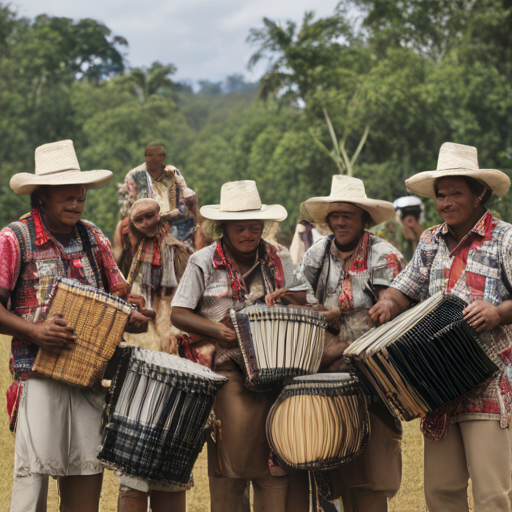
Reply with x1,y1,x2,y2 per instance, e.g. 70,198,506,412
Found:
300,175,395,227
405,142,510,198
200,180,287,221
10,140,112,195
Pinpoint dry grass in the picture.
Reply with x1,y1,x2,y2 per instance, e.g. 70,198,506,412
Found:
0,334,428,511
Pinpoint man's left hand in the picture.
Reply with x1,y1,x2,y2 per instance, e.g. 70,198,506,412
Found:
127,310,150,331
463,300,501,333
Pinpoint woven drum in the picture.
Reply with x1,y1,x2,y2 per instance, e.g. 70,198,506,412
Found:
266,373,369,470
231,304,327,391
32,278,132,387
98,347,228,488
344,292,500,421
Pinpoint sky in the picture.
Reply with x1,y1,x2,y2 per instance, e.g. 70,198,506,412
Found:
11,0,339,84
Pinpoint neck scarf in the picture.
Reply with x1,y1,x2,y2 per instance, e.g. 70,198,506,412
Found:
213,237,284,303
337,230,371,311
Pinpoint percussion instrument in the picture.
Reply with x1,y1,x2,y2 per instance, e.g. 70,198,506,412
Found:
266,373,369,470
32,278,133,387
344,292,500,421
98,347,227,487
231,304,327,391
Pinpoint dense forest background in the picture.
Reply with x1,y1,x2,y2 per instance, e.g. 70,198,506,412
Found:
1,0,512,240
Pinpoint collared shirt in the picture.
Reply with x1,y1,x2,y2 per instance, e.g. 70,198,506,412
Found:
391,211,512,433
297,233,405,310
118,164,190,218
0,210,125,378
171,241,294,366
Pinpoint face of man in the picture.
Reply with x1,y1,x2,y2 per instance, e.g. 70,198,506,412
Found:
326,202,366,250
130,203,160,237
144,146,166,174
434,177,478,229
224,221,264,254
402,214,420,231
42,185,86,233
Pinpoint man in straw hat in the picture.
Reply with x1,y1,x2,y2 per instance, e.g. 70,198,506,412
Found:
271,175,405,512
0,140,147,512
171,180,295,512
370,142,512,512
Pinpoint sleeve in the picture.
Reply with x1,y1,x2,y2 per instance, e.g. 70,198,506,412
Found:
171,256,206,310
0,228,21,291
293,241,329,304
390,234,433,302
174,169,194,216
370,241,406,288
92,227,127,291
118,174,137,219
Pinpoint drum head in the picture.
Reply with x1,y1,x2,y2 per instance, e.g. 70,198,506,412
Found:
293,372,354,383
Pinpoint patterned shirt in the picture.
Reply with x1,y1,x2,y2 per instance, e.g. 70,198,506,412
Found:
172,241,294,366
0,209,125,378
391,211,512,436
297,233,405,310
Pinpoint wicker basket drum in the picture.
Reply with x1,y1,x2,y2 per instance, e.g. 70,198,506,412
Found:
32,278,133,387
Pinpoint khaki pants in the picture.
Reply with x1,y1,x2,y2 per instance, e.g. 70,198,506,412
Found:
424,420,512,512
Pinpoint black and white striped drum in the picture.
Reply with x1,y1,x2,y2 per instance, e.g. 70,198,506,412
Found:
98,347,227,488
231,304,327,391
266,373,369,470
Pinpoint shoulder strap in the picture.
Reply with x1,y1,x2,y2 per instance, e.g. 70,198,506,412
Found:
311,235,334,304
76,221,103,289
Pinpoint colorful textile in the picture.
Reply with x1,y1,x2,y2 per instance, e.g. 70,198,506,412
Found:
297,232,405,311
0,209,125,379
212,238,285,303
391,211,512,438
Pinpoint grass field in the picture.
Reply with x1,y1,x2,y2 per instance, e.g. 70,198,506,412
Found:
0,335,429,511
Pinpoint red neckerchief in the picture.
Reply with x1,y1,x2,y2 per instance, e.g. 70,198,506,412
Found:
337,231,371,311
445,211,494,293
213,238,284,303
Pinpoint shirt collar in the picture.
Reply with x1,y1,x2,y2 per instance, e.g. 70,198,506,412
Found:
438,210,491,239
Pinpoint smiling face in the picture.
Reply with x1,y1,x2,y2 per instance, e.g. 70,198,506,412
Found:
434,177,480,228
42,185,86,233
326,202,366,250
223,220,264,254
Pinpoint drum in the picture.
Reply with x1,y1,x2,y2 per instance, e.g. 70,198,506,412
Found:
266,373,369,470
32,278,133,387
98,347,228,488
231,304,327,391
344,291,500,421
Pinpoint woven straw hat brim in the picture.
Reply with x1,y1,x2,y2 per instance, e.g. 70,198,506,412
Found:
10,169,112,195
200,204,287,222
405,168,510,199
300,196,395,227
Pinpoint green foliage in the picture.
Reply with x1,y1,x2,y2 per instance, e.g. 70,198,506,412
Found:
2,0,512,243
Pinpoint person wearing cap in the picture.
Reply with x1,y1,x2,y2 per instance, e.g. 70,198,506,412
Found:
171,180,295,512
0,140,147,512
370,142,512,512
273,175,405,512
115,142,197,275
376,196,424,262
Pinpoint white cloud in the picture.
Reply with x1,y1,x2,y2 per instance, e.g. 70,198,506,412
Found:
11,0,339,82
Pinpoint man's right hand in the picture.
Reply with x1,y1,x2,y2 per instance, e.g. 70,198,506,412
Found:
32,314,75,352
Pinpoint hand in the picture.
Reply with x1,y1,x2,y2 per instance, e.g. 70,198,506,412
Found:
127,310,150,330
32,314,75,352
369,299,399,325
319,307,341,327
215,323,238,349
265,289,287,306
463,300,501,333
162,209,181,220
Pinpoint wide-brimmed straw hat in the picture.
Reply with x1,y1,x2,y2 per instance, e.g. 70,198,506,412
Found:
10,140,112,195
300,175,395,227
200,180,287,222
406,142,510,198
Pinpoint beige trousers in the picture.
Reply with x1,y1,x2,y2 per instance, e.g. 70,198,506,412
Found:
424,420,512,512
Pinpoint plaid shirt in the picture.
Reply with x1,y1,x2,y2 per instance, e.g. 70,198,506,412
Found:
0,209,125,378
392,211,512,436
